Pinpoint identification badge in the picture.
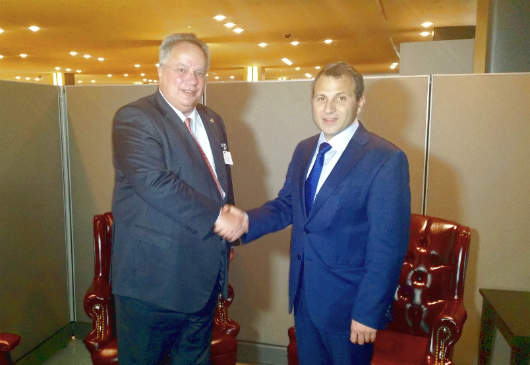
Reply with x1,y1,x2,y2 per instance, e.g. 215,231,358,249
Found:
223,151,233,165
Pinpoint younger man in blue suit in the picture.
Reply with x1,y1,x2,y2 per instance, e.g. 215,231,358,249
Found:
221,62,411,364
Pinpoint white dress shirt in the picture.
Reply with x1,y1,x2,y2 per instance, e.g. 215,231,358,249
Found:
306,120,359,198
159,90,224,197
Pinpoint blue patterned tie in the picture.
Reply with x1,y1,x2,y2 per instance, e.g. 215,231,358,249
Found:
305,142,331,215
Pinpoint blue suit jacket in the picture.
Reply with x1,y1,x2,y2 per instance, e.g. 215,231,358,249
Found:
111,91,234,313
244,122,410,331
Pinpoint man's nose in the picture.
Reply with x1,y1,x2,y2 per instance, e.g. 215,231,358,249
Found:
324,100,336,113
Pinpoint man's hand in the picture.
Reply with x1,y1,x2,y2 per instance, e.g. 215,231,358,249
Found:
350,319,376,345
213,204,248,242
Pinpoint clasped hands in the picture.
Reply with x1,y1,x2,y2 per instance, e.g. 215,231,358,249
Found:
214,204,248,242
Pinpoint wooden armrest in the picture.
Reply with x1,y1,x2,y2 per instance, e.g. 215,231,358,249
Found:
214,284,240,336
83,278,114,351
0,333,20,352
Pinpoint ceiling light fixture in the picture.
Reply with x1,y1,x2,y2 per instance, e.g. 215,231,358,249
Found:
390,62,399,70
315,66,321,70
25,76,31,81
133,64,140,68
83,54,91,59
421,21,433,28
305,73,312,78
290,41,299,46
78,80,83,84
69,51,78,56
295,66,301,71
213,15,226,21
0,55,3,59
230,75,235,79
28,25,40,32
420,31,433,37
54,66,61,71
224,22,235,28
0,28,4,34
258,42,268,48
282,57,293,66
233,27,244,33
140,73,145,76
65,68,72,72
19,53,28,58
107,74,112,77
76,69,82,73
123,73,129,77
214,76,220,80
97,57,104,61
91,80,96,83
15,76,21,80
324,39,333,44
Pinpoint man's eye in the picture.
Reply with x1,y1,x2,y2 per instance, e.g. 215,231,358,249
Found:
337,96,346,102
316,96,325,102
195,71,205,78
177,67,187,73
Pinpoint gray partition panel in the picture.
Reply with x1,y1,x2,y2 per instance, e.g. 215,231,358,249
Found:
206,76,429,345
66,85,156,321
0,81,67,359
428,73,530,364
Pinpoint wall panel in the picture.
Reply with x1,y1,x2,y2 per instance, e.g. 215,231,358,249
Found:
66,85,156,320
0,81,67,359
206,76,429,346
427,73,530,364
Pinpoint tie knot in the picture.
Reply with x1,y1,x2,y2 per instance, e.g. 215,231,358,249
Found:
318,142,331,156
185,117,192,132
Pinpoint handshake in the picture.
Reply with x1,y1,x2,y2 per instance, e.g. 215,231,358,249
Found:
214,204,248,242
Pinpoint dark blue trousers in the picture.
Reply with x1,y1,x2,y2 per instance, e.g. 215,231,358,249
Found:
294,281,374,365
115,286,219,365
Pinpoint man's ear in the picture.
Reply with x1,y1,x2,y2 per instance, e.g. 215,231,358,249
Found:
357,95,366,112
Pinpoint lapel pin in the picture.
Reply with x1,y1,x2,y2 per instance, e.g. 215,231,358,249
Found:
209,118,215,124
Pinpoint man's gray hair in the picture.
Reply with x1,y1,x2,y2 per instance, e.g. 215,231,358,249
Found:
312,62,364,100
159,33,210,69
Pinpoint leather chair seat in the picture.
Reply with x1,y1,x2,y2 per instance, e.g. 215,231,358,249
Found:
372,330,428,365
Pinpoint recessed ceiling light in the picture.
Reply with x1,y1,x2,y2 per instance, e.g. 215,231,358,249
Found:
91,80,96,83
83,54,91,59
0,55,3,59
134,81,142,85
305,73,312,78
290,41,300,46
282,57,293,66
155,63,160,68
123,73,129,77
142,78,148,82
54,66,61,71
315,66,321,70
15,76,21,80
76,69,82,73
97,57,104,62
140,73,146,76
420,31,433,37
28,25,40,32
78,80,83,84
214,76,220,80
34,77,40,81
258,42,268,48
69,51,78,56
133,64,141,68
230,75,235,79
107,74,112,77
213,15,226,21
390,62,399,70
421,21,433,28
295,66,301,71
0,28,4,34
224,22,235,28
233,27,244,33
25,76,31,80
324,39,333,44
65,68,72,72
19,53,28,58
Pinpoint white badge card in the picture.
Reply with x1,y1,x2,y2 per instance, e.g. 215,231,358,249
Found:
223,151,233,165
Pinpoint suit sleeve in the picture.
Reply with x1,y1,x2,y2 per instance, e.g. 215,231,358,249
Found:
351,150,411,329
112,105,220,238
242,149,297,242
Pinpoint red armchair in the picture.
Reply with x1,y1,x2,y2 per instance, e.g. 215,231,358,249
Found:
83,212,239,365
287,214,471,365
0,333,20,365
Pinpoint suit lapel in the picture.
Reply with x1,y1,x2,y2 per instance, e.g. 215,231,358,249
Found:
308,123,370,218
298,135,320,218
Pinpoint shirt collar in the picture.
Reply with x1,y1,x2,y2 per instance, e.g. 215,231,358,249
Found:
317,119,359,153
159,89,197,123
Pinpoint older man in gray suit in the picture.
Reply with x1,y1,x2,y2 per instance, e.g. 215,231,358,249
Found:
111,33,246,365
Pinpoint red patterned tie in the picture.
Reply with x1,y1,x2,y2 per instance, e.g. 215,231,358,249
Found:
185,117,223,197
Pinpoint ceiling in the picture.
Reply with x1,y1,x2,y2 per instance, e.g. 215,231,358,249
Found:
0,0,476,85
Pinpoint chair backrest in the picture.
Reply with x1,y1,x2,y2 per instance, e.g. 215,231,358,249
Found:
389,214,471,337
92,212,113,281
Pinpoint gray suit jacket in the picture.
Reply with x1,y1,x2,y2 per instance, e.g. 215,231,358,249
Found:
111,91,234,313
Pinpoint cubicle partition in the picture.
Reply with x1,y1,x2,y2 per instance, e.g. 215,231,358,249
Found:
1,73,528,364
0,81,68,359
